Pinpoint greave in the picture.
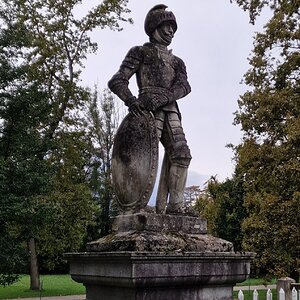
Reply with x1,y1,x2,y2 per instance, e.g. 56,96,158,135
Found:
156,154,170,214
166,164,188,214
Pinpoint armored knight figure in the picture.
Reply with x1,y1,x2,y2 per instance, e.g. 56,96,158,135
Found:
108,4,192,214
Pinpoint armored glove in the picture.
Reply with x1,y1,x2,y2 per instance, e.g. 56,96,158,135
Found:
125,96,144,116
139,87,173,112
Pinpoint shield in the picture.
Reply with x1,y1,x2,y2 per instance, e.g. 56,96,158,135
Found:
112,111,159,212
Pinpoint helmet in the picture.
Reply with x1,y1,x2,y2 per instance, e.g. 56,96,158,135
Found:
144,4,177,37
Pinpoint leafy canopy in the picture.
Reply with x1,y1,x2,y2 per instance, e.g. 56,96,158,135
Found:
231,0,300,279
0,0,132,285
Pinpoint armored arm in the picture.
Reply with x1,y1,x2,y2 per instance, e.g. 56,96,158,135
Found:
108,46,143,108
169,56,191,101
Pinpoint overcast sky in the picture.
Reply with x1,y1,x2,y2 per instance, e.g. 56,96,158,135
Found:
80,0,268,186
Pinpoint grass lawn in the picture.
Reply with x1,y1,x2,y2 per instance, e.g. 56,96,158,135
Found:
0,275,85,299
237,277,277,286
234,277,277,300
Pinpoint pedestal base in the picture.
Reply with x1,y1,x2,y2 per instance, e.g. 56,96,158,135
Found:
87,213,233,252
66,251,254,300
66,213,254,299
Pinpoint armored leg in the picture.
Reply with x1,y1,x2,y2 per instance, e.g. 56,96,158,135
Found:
156,111,192,215
156,153,170,214
166,164,188,214
155,111,168,213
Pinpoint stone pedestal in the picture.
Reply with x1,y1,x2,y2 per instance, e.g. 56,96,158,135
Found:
66,251,253,300
66,213,254,300
87,213,233,253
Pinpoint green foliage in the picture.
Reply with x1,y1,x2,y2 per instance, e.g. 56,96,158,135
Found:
0,223,26,286
231,0,300,279
242,192,300,278
0,23,53,283
0,0,132,285
36,130,98,271
8,0,132,142
85,88,123,240
231,0,298,24
194,176,246,251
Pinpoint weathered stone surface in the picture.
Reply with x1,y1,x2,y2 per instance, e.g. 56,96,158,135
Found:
112,212,208,234
67,214,253,299
108,4,192,214
86,213,233,252
87,231,234,253
112,112,158,212
66,251,255,300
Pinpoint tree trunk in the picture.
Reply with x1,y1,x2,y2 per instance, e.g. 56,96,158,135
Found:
28,238,40,290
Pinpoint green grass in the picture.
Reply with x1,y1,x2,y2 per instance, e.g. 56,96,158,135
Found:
0,275,85,299
234,277,277,300
237,277,277,286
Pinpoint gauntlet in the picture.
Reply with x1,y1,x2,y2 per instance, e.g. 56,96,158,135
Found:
125,96,144,116
139,87,173,111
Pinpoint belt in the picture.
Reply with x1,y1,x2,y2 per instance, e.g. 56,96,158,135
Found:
139,86,169,95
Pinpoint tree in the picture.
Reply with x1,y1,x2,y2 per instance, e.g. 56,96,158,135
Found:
184,185,202,207
0,22,53,285
85,88,124,240
231,0,300,279
0,0,132,287
34,127,98,272
194,176,246,251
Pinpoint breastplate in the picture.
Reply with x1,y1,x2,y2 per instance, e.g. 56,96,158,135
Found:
136,46,176,89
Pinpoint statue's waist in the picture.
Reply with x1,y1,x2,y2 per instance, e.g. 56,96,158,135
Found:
139,87,178,112
139,86,170,95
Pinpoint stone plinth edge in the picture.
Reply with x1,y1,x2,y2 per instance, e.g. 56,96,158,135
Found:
65,251,255,300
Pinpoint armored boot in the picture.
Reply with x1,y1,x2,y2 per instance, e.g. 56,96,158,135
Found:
166,164,188,215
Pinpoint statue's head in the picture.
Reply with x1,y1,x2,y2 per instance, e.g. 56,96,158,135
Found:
144,4,177,46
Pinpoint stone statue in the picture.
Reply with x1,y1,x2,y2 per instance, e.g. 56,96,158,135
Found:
68,8,253,300
108,4,192,215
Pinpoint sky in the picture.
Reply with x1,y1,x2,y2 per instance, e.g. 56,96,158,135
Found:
79,0,268,187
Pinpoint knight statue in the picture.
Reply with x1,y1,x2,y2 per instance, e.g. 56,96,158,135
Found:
108,4,192,215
